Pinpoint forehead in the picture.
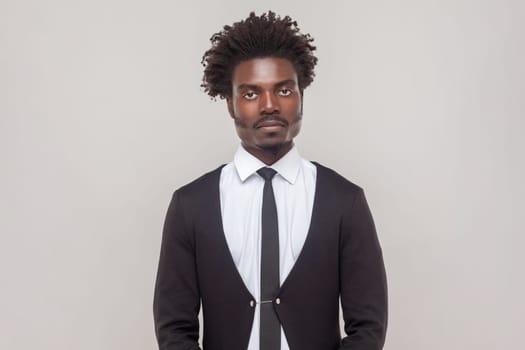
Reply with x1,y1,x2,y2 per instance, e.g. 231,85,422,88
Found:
231,57,298,86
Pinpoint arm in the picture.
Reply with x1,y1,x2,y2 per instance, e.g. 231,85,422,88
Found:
153,190,201,350
339,188,388,350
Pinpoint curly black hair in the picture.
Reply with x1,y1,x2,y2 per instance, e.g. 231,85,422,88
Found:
201,11,318,99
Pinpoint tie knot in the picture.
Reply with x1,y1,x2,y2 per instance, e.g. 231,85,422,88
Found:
257,167,277,181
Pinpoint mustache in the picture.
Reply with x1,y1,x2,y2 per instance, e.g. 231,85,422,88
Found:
253,115,289,128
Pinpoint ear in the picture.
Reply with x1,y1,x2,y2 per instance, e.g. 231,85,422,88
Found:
226,97,235,119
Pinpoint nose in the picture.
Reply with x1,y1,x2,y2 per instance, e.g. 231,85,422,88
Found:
260,91,280,115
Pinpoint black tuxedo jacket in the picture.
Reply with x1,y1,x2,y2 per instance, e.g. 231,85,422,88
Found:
153,161,387,350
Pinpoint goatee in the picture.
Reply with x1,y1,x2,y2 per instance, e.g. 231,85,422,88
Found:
260,143,285,155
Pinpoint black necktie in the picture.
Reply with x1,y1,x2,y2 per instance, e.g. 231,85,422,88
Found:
257,167,281,350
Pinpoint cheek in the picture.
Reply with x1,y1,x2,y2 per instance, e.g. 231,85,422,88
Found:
233,99,258,117
232,103,258,129
291,119,302,135
283,97,302,116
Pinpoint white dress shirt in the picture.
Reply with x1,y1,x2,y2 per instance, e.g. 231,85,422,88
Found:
219,143,317,350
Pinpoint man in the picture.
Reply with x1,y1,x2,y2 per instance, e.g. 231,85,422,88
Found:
153,11,388,350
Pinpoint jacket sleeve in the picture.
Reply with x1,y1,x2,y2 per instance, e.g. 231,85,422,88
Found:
338,188,388,350
153,190,201,350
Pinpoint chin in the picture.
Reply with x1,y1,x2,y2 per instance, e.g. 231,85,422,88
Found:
258,141,290,154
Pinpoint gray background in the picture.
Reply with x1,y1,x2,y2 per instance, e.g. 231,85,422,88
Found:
2,0,524,349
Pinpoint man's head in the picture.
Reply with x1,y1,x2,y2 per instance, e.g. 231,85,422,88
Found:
201,11,318,160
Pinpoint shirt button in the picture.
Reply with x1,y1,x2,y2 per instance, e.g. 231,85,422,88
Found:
275,298,281,305
250,300,255,307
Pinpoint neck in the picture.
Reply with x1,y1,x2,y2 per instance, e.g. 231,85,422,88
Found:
242,141,294,165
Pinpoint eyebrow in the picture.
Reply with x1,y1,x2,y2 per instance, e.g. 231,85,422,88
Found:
236,79,297,91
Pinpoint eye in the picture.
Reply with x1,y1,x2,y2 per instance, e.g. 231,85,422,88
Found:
243,91,258,100
278,88,292,97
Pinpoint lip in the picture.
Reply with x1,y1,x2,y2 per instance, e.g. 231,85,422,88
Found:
256,121,286,128
258,125,284,132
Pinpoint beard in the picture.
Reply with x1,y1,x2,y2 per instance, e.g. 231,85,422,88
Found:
232,111,303,156
258,142,286,155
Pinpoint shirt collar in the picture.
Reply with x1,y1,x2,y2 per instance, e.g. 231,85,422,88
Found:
233,143,302,184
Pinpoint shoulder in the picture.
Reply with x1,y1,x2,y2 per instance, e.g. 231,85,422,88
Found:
173,163,227,201
310,161,364,203
309,161,374,223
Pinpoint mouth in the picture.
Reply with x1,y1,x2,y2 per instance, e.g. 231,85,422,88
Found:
256,120,286,129
258,124,285,132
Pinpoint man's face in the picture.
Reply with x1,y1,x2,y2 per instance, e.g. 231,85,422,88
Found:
227,57,303,155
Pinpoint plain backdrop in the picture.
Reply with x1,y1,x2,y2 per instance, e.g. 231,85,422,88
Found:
2,0,524,349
